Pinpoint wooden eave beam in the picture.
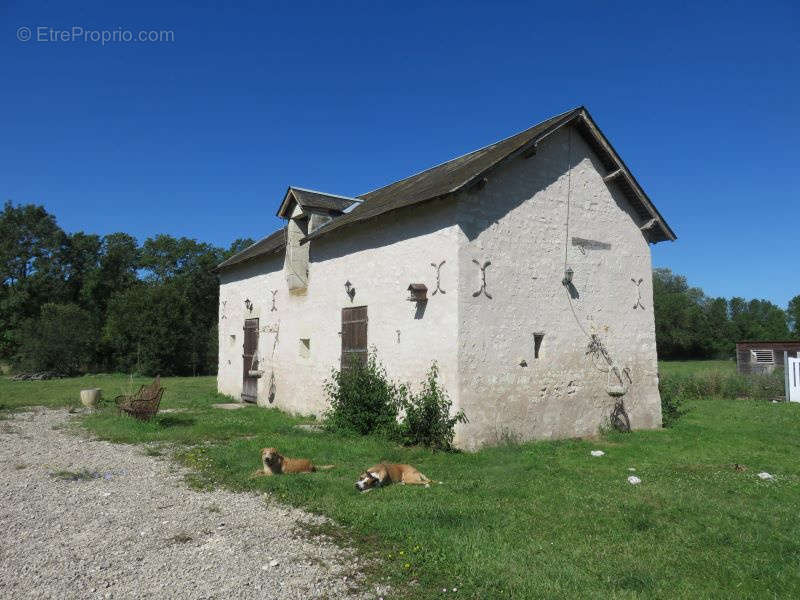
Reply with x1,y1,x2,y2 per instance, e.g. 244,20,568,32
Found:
603,169,623,182
578,111,676,242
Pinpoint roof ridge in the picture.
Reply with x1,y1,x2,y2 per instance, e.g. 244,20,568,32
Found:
357,106,582,200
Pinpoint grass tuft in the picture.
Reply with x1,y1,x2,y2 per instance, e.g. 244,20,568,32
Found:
50,468,99,482
166,532,193,544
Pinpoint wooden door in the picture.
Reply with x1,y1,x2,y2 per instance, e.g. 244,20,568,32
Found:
341,306,368,370
242,318,259,402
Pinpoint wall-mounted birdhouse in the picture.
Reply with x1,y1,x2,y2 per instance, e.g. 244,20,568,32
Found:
407,283,428,302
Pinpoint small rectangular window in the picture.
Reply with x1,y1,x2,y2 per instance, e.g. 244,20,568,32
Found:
534,333,544,359
299,338,310,358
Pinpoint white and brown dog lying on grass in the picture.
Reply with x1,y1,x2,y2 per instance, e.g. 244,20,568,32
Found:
255,447,334,476
355,463,436,492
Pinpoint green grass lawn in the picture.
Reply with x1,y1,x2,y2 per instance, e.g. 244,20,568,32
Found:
657,359,737,376
2,367,799,599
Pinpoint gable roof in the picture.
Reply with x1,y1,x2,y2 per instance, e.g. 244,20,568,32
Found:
305,106,675,243
214,227,286,272
216,106,675,272
276,187,361,218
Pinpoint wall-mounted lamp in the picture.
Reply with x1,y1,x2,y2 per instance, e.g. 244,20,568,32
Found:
562,267,574,286
244,298,253,312
344,280,356,301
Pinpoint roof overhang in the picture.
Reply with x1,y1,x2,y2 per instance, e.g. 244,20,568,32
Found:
276,186,361,219
214,228,287,273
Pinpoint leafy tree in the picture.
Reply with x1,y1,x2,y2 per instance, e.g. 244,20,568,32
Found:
652,268,709,358
101,234,228,376
788,295,800,337
729,298,790,341
0,201,64,286
703,297,734,357
226,237,256,258
653,269,793,360
1,203,240,375
103,281,193,376
58,232,102,305
16,303,97,374
0,202,67,359
81,233,139,313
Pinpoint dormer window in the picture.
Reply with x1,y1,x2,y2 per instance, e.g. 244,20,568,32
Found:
276,187,362,293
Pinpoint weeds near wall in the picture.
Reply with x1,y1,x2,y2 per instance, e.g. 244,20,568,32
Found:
659,368,786,427
659,377,687,428
396,362,467,451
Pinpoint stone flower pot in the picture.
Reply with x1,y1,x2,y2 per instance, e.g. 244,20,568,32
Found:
80,388,102,409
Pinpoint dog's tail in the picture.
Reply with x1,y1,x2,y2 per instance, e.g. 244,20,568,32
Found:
315,464,335,471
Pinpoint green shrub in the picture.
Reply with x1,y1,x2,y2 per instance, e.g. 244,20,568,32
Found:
397,362,467,451
322,351,403,436
322,354,467,450
658,375,686,428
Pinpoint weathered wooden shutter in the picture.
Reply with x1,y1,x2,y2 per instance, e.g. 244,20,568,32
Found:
242,318,259,402
341,306,368,370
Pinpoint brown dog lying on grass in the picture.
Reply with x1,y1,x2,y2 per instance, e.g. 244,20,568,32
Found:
253,447,334,476
354,463,437,492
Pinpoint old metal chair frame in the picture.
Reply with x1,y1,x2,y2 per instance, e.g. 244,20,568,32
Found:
114,376,164,421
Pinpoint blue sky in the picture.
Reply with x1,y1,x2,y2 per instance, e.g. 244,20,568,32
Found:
2,1,798,307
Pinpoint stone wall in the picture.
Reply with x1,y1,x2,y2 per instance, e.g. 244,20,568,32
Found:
218,197,461,417
453,125,661,449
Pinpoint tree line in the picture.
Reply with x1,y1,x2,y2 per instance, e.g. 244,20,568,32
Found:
2,201,798,375
653,268,799,359
0,201,252,375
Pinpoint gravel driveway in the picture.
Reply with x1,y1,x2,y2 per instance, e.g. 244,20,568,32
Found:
0,408,376,600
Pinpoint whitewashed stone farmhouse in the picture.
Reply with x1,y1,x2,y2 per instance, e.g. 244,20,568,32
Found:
215,107,675,449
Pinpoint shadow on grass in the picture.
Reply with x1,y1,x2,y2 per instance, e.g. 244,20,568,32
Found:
154,415,196,428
